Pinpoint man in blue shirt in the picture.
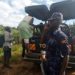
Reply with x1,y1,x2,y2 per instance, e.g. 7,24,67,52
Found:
41,12,70,75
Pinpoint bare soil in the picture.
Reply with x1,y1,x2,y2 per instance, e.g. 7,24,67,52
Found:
0,60,42,75
0,59,75,75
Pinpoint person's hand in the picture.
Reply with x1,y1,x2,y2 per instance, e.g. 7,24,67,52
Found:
40,54,47,61
67,44,71,52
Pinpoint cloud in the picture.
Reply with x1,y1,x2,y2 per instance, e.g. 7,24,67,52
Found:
0,0,54,27
0,0,72,28
0,1,13,15
0,0,25,27
0,1,14,26
31,0,54,9
2,14,25,27
32,0,45,4
51,0,64,2
11,0,32,9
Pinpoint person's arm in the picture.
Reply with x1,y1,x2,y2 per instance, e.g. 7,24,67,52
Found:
59,55,69,75
40,24,49,43
59,39,70,75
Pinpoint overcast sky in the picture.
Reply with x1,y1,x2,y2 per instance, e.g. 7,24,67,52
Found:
0,0,74,28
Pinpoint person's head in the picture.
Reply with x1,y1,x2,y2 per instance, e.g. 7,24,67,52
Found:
48,12,63,31
5,26,11,32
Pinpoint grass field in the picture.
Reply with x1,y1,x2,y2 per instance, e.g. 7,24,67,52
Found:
0,44,22,63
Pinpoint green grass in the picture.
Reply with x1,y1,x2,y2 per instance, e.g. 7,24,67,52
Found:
0,48,3,57
0,44,75,63
0,44,22,63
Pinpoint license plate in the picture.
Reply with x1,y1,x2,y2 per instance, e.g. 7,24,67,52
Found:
40,43,46,49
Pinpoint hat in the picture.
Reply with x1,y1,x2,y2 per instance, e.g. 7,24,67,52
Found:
48,12,63,21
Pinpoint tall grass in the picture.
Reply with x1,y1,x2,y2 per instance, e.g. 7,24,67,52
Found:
0,44,22,63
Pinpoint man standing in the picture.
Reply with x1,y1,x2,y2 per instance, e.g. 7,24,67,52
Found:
41,12,70,75
3,27,13,68
18,15,33,58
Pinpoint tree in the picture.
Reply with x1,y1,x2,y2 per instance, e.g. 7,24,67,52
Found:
0,25,4,36
12,28,20,44
69,23,75,36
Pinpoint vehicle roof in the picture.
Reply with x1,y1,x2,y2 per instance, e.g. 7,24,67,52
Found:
25,1,75,21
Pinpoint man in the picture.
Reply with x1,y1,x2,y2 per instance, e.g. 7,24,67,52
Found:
3,27,13,68
18,15,33,58
41,12,70,75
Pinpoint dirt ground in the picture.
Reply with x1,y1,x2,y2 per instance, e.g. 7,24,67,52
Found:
0,59,42,75
0,59,75,75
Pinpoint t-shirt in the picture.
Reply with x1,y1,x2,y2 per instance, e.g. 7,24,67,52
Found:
46,29,69,60
18,21,33,39
3,31,13,48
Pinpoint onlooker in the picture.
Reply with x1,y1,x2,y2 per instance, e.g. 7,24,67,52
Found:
18,15,34,58
41,12,70,75
3,26,13,68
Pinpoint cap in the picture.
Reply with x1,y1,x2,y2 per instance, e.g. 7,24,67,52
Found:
48,12,63,21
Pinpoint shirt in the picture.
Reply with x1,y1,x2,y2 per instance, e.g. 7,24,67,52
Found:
18,21,33,39
3,31,13,48
46,29,69,60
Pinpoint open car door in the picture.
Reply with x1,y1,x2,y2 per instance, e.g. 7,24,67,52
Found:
25,5,50,21
50,0,75,20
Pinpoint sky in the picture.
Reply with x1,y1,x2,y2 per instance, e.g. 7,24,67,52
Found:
0,0,74,28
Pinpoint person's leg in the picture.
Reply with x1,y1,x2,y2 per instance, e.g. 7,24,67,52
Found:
22,39,25,57
4,47,12,69
22,45,25,57
3,53,7,67
6,48,11,68
3,46,7,67
43,61,50,75
22,39,29,57
24,39,29,53
3,46,10,67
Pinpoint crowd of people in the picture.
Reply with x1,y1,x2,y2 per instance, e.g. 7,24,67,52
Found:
2,12,71,75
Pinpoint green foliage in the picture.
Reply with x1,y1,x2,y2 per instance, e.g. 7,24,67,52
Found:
12,28,20,43
18,20,33,39
0,25,20,43
0,48,3,57
0,44,22,62
12,28,19,38
11,44,22,62
0,25,4,36
69,23,75,36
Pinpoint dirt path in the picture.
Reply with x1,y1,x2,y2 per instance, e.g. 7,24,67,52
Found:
0,60,42,75
0,60,75,75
